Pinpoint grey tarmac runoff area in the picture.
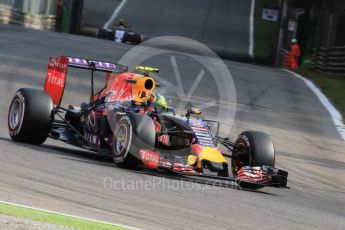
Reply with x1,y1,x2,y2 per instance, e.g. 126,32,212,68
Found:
83,0,253,60
0,24,345,230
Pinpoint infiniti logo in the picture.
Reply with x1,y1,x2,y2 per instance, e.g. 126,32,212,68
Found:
48,57,68,70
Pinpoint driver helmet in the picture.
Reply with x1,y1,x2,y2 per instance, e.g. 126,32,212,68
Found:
118,18,126,26
152,93,168,113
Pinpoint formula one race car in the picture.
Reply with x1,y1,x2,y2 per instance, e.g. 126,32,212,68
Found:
98,27,143,45
98,20,143,45
8,56,288,189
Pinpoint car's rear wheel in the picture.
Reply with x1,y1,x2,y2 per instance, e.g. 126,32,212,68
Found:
8,88,53,145
132,33,143,45
97,28,105,39
112,113,156,169
231,131,275,174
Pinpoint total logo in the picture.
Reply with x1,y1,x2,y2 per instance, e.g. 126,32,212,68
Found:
140,149,160,169
46,72,65,88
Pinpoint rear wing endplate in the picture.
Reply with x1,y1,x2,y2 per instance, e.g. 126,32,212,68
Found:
44,55,126,107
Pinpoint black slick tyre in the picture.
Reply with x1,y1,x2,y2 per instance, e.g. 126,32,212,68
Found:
8,88,53,145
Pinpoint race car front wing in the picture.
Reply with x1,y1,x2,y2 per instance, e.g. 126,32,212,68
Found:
139,148,289,190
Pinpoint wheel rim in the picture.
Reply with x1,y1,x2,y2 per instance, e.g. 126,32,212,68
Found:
232,142,250,174
9,98,23,130
115,124,128,153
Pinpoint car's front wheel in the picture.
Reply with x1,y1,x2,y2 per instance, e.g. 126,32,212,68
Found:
231,131,275,174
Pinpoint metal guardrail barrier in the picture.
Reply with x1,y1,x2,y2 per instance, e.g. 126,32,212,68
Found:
277,49,287,67
277,49,292,68
0,0,56,30
312,46,345,74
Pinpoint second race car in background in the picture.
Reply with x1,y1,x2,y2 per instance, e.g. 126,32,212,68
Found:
98,19,143,45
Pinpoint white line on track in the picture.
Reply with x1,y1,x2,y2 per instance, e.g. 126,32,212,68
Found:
248,0,255,59
284,69,345,141
0,200,142,230
103,0,128,29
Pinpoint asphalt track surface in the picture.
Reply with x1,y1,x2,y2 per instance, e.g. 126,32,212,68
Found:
0,25,345,230
82,0,120,28
83,0,252,60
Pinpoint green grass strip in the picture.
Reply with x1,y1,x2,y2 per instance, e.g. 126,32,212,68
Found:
0,202,132,230
254,0,280,62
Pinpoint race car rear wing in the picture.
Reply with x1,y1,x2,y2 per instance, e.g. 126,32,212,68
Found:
44,55,127,106
68,57,127,72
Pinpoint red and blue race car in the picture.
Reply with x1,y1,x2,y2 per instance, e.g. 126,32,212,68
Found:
8,56,288,189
